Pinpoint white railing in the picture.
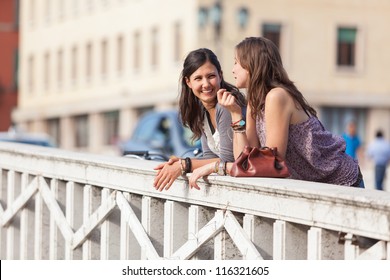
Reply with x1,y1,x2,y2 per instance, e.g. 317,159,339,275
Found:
0,142,389,260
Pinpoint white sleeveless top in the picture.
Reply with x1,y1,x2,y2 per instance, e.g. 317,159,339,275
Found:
203,116,220,156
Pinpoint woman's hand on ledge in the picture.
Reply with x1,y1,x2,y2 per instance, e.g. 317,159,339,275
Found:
188,162,216,190
153,157,181,191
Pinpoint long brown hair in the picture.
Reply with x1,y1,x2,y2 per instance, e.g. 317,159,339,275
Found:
235,37,316,120
179,48,245,140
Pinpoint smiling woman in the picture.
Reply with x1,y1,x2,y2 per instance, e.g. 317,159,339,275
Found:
153,48,246,192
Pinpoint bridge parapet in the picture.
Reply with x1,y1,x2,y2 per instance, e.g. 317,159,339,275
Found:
0,142,389,260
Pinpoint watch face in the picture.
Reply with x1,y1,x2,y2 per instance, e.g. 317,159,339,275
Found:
218,161,225,175
238,120,246,126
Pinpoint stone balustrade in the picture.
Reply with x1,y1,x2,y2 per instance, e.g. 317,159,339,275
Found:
0,142,389,260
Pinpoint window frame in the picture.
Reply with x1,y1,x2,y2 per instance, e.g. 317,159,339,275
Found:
334,24,365,73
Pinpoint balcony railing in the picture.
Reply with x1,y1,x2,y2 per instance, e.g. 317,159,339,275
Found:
0,142,389,260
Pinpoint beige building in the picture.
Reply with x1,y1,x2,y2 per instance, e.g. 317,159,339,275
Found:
14,0,390,157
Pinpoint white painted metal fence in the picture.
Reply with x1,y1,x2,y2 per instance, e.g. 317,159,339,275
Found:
0,142,389,260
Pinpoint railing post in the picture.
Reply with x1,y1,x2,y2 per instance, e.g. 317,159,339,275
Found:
65,181,75,260
83,185,93,260
6,170,15,260
34,180,43,260
273,220,286,260
344,233,359,260
214,210,225,260
100,188,111,260
163,200,188,258
120,192,131,260
142,196,164,259
49,179,59,259
308,227,322,260
188,205,214,260
19,173,29,260
82,184,102,259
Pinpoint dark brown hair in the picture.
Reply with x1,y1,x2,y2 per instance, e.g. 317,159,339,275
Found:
179,48,245,140
235,37,316,120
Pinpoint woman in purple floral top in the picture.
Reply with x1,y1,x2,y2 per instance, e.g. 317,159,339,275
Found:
188,37,364,189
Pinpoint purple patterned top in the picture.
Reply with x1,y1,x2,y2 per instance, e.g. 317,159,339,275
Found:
256,112,359,186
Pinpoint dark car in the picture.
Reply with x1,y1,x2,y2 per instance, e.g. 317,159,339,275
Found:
120,110,201,160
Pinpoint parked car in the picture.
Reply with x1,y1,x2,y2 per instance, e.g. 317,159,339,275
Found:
120,110,201,160
0,131,56,147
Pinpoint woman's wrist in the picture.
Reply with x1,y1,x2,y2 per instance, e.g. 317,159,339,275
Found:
225,162,233,175
180,157,192,175
230,112,242,122
214,160,228,176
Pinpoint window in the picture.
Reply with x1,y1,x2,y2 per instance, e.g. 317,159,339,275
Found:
44,52,50,90
173,22,182,62
45,0,51,23
86,43,92,81
12,48,19,91
236,7,249,29
101,40,108,77
103,111,119,145
57,49,63,89
198,7,208,28
29,0,35,26
262,23,281,49
117,35,124,74
133,31,141,71
28,55,34,93
74,115,89,148
101,0,109,7
86,0,94,12
47,118,61,146
13,0,20,29
337,27,357,67
320,107,367,142
151,28,159,67
73,0,79,17
71,46,78,84
58,0,64,20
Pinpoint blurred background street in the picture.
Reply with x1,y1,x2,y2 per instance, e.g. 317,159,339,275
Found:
0,0,389,191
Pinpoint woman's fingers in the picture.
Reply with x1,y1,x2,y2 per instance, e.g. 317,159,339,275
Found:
153,162,167,170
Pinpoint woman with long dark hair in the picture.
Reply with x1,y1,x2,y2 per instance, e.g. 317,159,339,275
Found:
153,48,246,191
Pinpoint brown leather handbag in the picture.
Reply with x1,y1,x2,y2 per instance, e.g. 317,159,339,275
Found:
230,146,290,178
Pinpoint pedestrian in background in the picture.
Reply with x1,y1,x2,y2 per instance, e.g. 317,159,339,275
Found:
366,130,390,191
342,120,361,160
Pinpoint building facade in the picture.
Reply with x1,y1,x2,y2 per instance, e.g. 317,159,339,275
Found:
0,0,19,131
14,0,390,157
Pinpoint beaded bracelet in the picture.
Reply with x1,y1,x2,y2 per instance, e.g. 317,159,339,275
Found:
231,119,245,128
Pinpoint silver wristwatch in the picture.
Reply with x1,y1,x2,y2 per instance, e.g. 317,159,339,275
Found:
218,160,226,176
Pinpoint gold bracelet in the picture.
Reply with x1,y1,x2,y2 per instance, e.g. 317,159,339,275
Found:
214,160,219,174
180,159,186,176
